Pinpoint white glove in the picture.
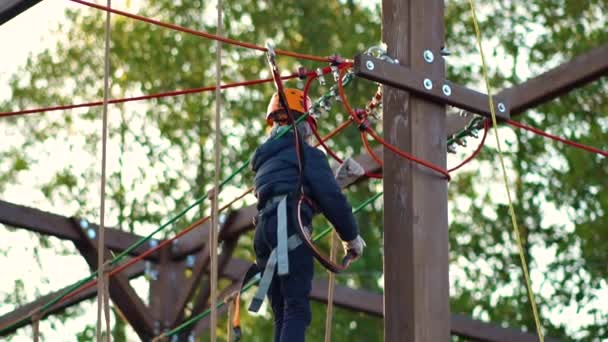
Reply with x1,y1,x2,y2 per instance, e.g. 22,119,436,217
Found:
342,235,366,261
334,158,365,187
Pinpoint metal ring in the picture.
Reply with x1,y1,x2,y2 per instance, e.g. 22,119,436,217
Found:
423,78,433,90
442,84,452,96
423,50,434,63
498,102,506,113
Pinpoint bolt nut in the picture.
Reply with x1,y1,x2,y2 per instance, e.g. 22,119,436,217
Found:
497,102,506,113
423,50,434,63
79,218,89,230
186,255,196,268
365,60,375,71
442,84,452,96
87,228,96,240
423,78,433,90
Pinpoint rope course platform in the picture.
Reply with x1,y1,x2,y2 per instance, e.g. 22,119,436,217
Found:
0,0,606,341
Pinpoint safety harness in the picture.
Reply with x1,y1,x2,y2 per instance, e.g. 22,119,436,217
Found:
229,43,355,340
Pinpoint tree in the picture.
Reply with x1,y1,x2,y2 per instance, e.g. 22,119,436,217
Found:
0,0,606,340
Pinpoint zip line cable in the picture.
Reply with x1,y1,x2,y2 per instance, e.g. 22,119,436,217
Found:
467,1,544,340
0,75,299,118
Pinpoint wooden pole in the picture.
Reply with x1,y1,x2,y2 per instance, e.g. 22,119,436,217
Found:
382,0,450,341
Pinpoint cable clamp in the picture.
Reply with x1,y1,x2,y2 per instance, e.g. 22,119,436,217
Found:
297,66,309,80
316,68,326,86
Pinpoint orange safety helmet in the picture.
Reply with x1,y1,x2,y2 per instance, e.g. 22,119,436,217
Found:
266,88,312,126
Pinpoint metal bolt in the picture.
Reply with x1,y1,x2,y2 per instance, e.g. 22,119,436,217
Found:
423,78,433,90
498,102,506,113
87,228,96,240
423,50,434,63
79,218,89,230
440,47,451,56
365,60,375,71
442,84,452,96
186,255,196,268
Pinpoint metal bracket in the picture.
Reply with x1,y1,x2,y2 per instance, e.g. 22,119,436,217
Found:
353,54,510,121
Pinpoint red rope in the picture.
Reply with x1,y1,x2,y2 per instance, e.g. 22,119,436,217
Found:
0,74,299,118
337,68,451,180
506,119,608,158
448,119,489,173
303,73,382,179
361,131,384,167
70,0,332,63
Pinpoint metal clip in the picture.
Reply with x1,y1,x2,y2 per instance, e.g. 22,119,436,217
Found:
265,41,276,58
331,65,340,82
316,68,326,86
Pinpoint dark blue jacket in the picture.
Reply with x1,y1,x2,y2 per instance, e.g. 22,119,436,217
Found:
250,132,358,242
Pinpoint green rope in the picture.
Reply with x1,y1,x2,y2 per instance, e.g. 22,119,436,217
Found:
165,191,383,337
0,73,355,337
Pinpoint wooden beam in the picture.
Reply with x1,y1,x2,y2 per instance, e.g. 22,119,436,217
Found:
381,0,450,341
0,200,161,261
200,257,562,342
448,43,608,134
354,54,510,121
0,0,43,25
501,43,608,116
71,218,155,340
0,263,144,337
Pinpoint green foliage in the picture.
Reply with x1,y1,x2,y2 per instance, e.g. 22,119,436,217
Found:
0,0,606,340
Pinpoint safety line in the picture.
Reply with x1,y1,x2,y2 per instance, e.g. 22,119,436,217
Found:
209,0,223,340
448,119,489,173
161,191,383,338
0,73,353,336
467,1,544,341
361,130,384,167
69,0,332,63
506,119,607,158
97,1,112,340
0,75,299,118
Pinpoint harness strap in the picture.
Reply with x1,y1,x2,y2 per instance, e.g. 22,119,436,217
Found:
249,234,302,313
276,196,289,276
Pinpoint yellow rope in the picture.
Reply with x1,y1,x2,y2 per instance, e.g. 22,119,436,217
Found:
98,1,112,341
467,1,544,341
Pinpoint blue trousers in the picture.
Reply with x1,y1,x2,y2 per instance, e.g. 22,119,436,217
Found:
254,212,314,342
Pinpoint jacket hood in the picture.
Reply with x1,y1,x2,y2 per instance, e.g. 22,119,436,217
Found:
250,133,295,172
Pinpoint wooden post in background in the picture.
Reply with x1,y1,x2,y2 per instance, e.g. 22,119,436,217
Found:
382,0,450,340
